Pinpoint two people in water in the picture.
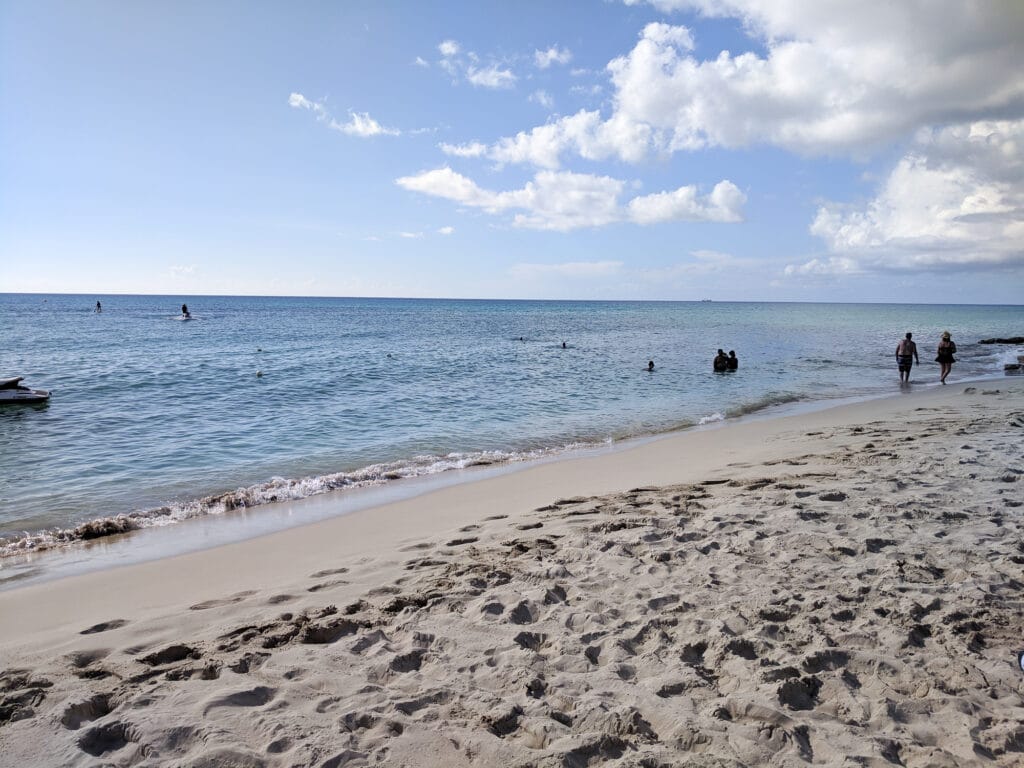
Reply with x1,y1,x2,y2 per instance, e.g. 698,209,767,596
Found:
713,349,738,372
895,331,956,384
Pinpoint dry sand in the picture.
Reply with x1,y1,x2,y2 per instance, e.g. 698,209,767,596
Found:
1,381,1023,767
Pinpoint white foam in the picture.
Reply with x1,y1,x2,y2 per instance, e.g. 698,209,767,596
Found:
699,412,725,425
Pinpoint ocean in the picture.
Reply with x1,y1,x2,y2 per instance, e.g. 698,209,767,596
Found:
1,294,1021,575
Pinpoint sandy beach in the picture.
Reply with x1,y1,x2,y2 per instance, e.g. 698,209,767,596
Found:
1,380,1022,767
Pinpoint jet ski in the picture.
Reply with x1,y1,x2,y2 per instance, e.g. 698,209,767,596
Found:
0,377,51,404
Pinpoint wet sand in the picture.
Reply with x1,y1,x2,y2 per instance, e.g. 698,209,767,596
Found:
1,380,1023,767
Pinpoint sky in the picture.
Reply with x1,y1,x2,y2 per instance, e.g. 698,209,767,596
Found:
2,0,1023,303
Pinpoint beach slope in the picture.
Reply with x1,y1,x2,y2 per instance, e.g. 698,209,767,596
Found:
1,382,1023,767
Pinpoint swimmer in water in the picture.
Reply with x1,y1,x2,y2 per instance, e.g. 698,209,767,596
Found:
647,360,655,371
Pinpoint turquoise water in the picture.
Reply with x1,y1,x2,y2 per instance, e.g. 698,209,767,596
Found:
1,294,1021,556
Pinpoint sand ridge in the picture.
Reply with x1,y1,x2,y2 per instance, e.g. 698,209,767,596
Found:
1,385,1023,766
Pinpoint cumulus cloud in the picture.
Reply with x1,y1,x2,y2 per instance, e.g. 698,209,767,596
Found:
485,110,652,169
794,119,1024,274
413,56,429,68
438,226,455,235
460,3,1024,168
534,46,572,69
629,181,746,223
467,64,517,89
395,167,745,231
288,93,399,137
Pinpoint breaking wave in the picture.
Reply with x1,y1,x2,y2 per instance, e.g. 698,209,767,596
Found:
0,382,928,560
0,442,605,558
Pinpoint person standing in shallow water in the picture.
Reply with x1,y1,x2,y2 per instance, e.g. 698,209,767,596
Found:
727,351,738,370
895,332,919,383
713,349,729,372
936,331,956,384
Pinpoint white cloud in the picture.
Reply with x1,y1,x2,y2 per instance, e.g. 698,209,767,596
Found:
466,3,1024,168
467,64,517,89
435,39,519,89
798,119,1024,273
288,92,327,120
413,56,429,68
169,264,197,277
399,231,424,239
289,93,399,137
396,167,745,231
783,257,862,276
638,21,694,50
439,141,488,158
534,46,572,69
438,40,460,57
333,111,401,137
482,110,651,169
510,261,623,279
438,226,455,235
628,180,746,223
530,90,554,109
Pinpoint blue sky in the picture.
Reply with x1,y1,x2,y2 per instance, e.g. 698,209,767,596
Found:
2,0,1022,302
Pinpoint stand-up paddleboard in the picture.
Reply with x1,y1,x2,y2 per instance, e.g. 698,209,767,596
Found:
174,314,194,321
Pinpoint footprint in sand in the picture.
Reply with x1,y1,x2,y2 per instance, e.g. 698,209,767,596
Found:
189,590,258,611
307,579,348,593
445,537,478,546
66,649,110,670
79,619,128,635
399,541,435,552
202,686,276,716
61,694,113,730
77,721,141,757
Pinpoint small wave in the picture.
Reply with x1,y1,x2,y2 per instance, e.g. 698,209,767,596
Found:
725,392,804,418
698,412,725,425
0,441,606,559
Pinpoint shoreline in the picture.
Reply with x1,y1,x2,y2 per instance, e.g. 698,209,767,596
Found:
0,379,1021,765
1,372,1009,592
0,376,1017,640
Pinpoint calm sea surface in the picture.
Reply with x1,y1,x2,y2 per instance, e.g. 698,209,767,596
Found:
1,294,1021,558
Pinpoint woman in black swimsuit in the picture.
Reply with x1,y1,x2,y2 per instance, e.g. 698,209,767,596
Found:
936,331,956,384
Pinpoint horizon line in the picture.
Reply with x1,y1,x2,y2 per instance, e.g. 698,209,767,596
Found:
2,291,1022,308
